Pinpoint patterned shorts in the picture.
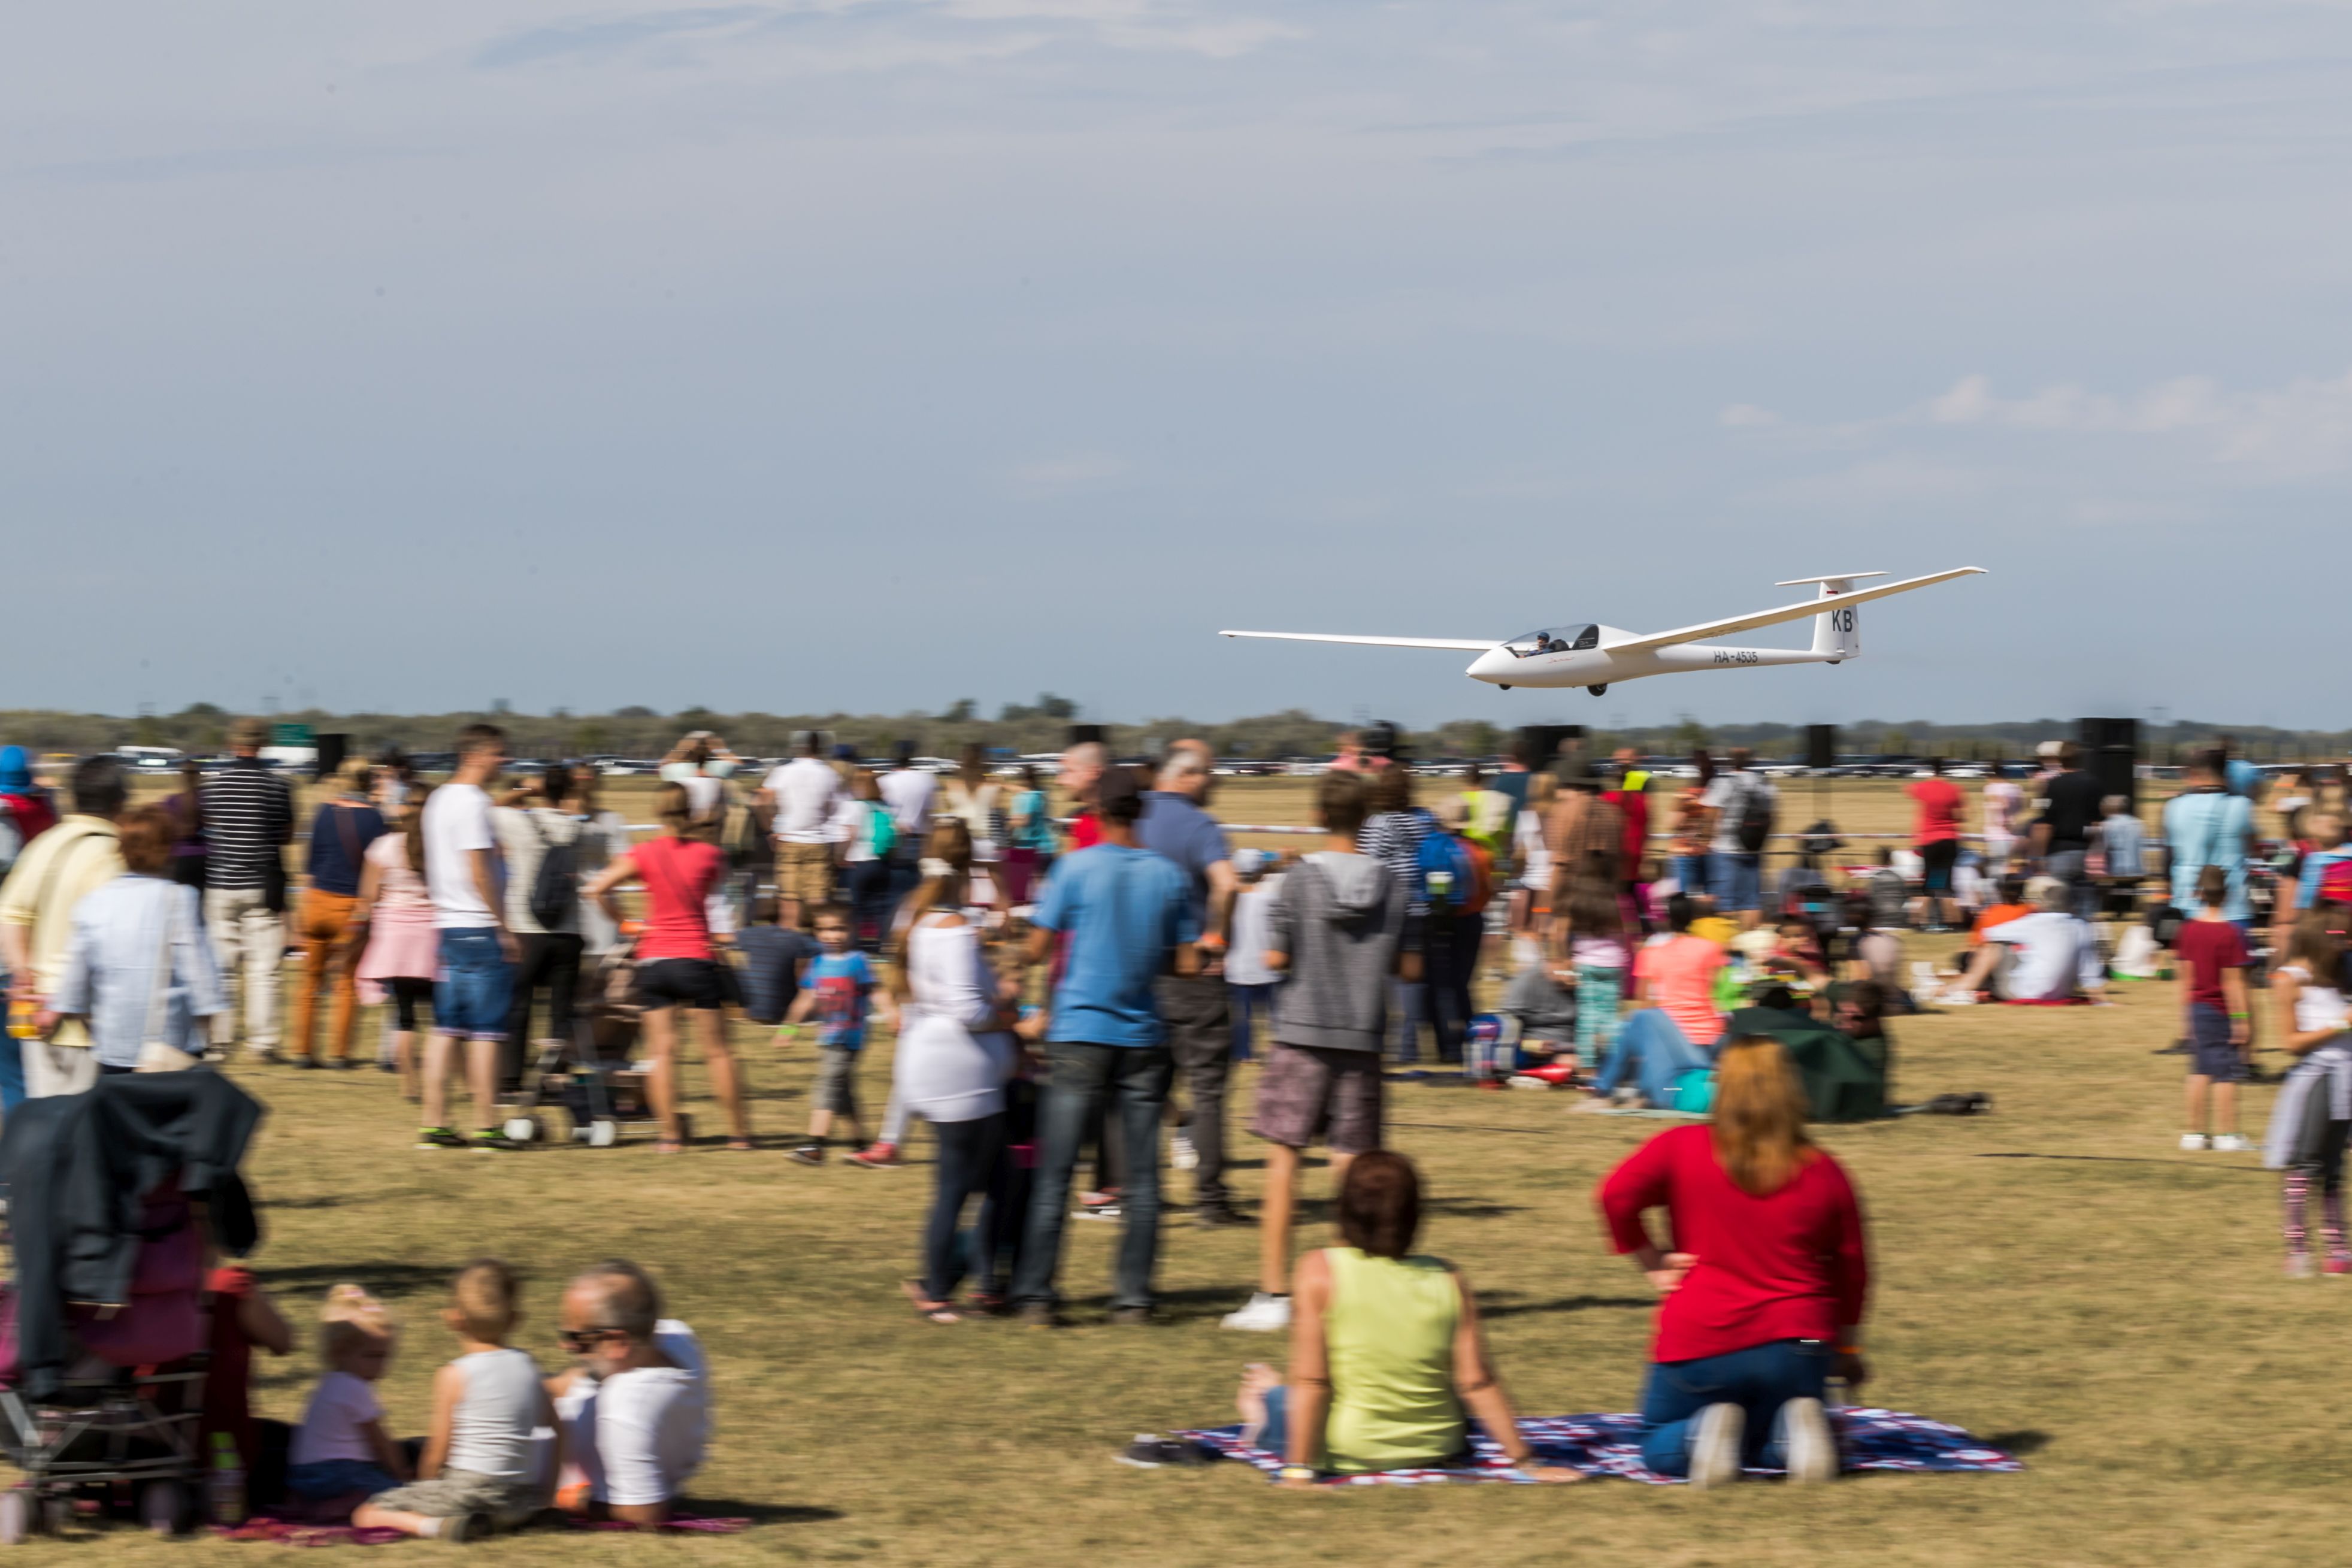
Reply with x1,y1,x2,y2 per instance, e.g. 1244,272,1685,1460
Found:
1249,1043,1383,1156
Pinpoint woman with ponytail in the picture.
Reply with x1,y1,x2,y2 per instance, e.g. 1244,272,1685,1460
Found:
891,821,1022,1322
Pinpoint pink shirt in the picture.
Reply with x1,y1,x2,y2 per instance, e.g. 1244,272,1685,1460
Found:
633,836,724,963
1633,934,1726,1045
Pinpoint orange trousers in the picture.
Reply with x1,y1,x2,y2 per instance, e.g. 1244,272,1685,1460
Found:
289,889,362,1063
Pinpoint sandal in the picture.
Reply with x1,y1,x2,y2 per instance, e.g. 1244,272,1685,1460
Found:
902,1279,960,1324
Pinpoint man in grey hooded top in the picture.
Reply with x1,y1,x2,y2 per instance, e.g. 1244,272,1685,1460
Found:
1221,770,1415,1335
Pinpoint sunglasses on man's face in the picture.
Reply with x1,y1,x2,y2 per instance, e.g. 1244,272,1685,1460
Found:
558,1327,620,1351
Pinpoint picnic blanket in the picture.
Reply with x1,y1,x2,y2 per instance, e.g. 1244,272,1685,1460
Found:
216,1512,750,1545
1174,1407,2021,1486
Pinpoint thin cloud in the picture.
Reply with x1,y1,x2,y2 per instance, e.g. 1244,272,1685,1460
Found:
1006,453,1131,498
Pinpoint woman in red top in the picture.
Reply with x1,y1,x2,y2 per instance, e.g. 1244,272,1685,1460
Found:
1596,1037,1870,1487
1906,758,1966,932
585,783,752,1152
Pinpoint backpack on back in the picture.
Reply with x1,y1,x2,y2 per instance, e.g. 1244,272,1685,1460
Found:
1731,773,1776,854
1416,828,1476,910
2318,852,2352,909
529,817,581,930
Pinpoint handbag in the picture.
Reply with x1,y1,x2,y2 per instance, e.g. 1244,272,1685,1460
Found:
135,888,194,1073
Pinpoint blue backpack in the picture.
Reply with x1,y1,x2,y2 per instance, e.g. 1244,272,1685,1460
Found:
1415,826,1476,908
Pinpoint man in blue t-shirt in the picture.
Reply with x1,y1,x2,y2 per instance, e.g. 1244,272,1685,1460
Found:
1012,767,1198,1325
2162,750,2256,932
1134,742,1245,1227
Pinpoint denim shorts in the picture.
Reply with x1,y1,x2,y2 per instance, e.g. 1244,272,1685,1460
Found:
2190,1002,2245,1082
434,928,514,1041
1711,852,1763,912
289,1458,399,1500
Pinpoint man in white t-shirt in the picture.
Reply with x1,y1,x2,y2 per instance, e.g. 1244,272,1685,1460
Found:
1942,879,2105,1004
1700,747,1775,928
762,733,841,909
551,1261,709,1526
417,724,516,1151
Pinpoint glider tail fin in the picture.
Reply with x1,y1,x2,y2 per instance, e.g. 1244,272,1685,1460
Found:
1794,577,1868,661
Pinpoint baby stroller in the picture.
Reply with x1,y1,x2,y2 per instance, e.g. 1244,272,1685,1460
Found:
501,935,671,1147
0,1070,264,1543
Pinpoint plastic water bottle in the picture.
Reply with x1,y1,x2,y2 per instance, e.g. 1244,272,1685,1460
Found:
208,1431,245,1526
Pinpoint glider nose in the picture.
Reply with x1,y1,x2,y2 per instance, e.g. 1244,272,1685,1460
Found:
1467,646,1511,683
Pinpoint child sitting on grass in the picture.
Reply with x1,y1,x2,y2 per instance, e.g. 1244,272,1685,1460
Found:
2178,864,2254,1154
783,903,899,1164
353,1260,559,1542
735,897,818,1028
288,1287,409,1505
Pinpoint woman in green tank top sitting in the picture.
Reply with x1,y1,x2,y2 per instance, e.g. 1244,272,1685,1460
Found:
1234,1151,1584,1485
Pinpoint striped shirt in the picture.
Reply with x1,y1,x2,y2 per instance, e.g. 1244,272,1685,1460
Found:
200,759,293,890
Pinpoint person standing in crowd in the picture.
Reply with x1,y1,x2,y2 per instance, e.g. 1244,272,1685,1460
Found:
1508,771,1556,935
2265,909,2352,1278
2097,794,2146,916
492,765,589,1094
1669,751,1717,904
1139,741,1247,1227
1358,766,1436,1063
891,823,1021,1322
356,792,440,1101
0,747,58,852
1058,741,1106,851
1608,747,1652,906
1,756,130,1098
1905,758,1964,933
1598,1037,1870,1487
834,770,898,952
764,733,841,913
938,746,1006,909
373,747,419,822
572,768,635,958
160,756,209,893
2030,741,2106,923
417,724,517,1152
880,741,938,909
1224,849,1281,1063
35,805,222,1074
1422,797,1488,1054
201,718,295,1060
289,759,388,1068
1003,765,1057,908
2216,735,2266,803
1224,770,1408,1334
1981,756,2023,876
586,783,753,1153
1012,768,1197,1327
1458,763,1512,862
2163,749,2254,937
2177,865,2254,1154
1702,747,1774,929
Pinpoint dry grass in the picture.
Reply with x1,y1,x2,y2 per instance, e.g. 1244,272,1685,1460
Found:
47,777,2332,1566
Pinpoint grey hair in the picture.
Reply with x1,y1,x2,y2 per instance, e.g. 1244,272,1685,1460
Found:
1157,743,1212,790
576,1258,663,1340
1063,741,1104,770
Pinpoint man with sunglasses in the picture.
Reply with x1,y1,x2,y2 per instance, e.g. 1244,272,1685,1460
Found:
547,1261,708,1525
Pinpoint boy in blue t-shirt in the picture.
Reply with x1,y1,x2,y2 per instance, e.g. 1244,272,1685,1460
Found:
783,903,897,1164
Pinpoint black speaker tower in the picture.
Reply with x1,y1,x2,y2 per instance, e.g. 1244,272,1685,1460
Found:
1806,725,1837,773
2076,718,2139,813
313,734,349,783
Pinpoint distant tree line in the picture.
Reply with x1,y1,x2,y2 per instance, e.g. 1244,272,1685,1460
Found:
0,700,2336,766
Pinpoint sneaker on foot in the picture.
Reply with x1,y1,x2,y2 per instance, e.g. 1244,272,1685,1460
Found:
1221,1292,1292,1332
2287,1252,2315,1279
1778,1397,1837,1484
787,1144,825,1166
1107,1306,1153,1326
2180,1133,2209,1152
1688,1402,1746,1490
2211,1133,2253,1153
1170,1133,1198,1172
846,1143,902,1169
441,1511,492,1543
1015,1301,1063,1329
470,1129,520,1153
1074,1203,1123,1221
2327,1257,2352,1277
414,1127,465,1151
1194,1202,1252,1230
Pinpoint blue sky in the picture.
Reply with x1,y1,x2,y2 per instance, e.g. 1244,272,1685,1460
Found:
10,1,2351,729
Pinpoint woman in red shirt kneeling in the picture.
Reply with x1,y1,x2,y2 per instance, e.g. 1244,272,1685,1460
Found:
1596,1037,1871,1487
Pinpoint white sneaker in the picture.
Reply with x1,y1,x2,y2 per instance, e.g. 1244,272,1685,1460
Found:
2212,1134,2253,1153
2180,1133,2209,1152
1688,1402,1745,1490
1778,1397,1837,1484
1221,1292,1292,1332
1171,1133,1198,1172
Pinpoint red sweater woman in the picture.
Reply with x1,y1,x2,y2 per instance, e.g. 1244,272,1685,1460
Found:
1596,1037,1871,1488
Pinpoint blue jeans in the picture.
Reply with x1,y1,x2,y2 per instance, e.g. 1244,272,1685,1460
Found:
1257,1382,1294,1457
1711,852,1763,913
1639,1338,1832,1476
1671,854,1712,901
432,928,514,1041
1013,1042,1174,1312
1391,977,1430,1065
1228,983,1275,1062
1594,1009,1712,1107
2045,850,2100,924
0,1033,23,1115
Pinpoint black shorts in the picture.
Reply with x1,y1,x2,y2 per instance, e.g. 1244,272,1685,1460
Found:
1918,839,1960,893
634,958,730,1012
2190,1003,2245,1082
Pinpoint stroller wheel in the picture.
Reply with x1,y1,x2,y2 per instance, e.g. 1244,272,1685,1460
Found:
0,1488,29,1545
586,1118,619,1148
503,1116,543,1145
138,1480,188,1537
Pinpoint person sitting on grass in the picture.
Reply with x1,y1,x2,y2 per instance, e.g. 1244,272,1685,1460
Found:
2178,864,2255,1154
1235,1151,1582,1485
1939,877,2104,1005
1573,894,1721,1111
1597,1037,1870,1488
782,903,898,1164
1222,770,1410,1335
353,1260,558,1542
287,1287,409,1505
550,1260,709,1526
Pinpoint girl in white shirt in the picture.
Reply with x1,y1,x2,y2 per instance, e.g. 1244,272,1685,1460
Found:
2266,909,2352,1277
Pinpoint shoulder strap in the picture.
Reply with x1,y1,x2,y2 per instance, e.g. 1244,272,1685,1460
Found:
141,886,179,1048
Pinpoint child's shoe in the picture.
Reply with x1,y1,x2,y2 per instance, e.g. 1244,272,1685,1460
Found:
2326,1257,2351,1277
788,1143,825,1166
2179,1133,2209,1152
2212,1134,2253,1153
846,1142,901,1169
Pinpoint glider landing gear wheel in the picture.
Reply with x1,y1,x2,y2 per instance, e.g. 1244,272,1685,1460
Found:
1587,683,1609,696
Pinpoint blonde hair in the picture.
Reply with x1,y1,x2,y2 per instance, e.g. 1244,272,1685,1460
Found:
318,1284,396,1367
451,1258,519,1343
1528,772,1558,809
1709,1037,1814,1197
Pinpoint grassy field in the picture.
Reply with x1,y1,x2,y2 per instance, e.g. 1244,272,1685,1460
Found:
43,776,2339,1565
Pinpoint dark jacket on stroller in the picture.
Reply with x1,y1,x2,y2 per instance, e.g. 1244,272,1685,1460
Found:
0,1072,263,1399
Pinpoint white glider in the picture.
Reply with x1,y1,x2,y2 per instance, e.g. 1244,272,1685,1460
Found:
1220,567,1985,695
